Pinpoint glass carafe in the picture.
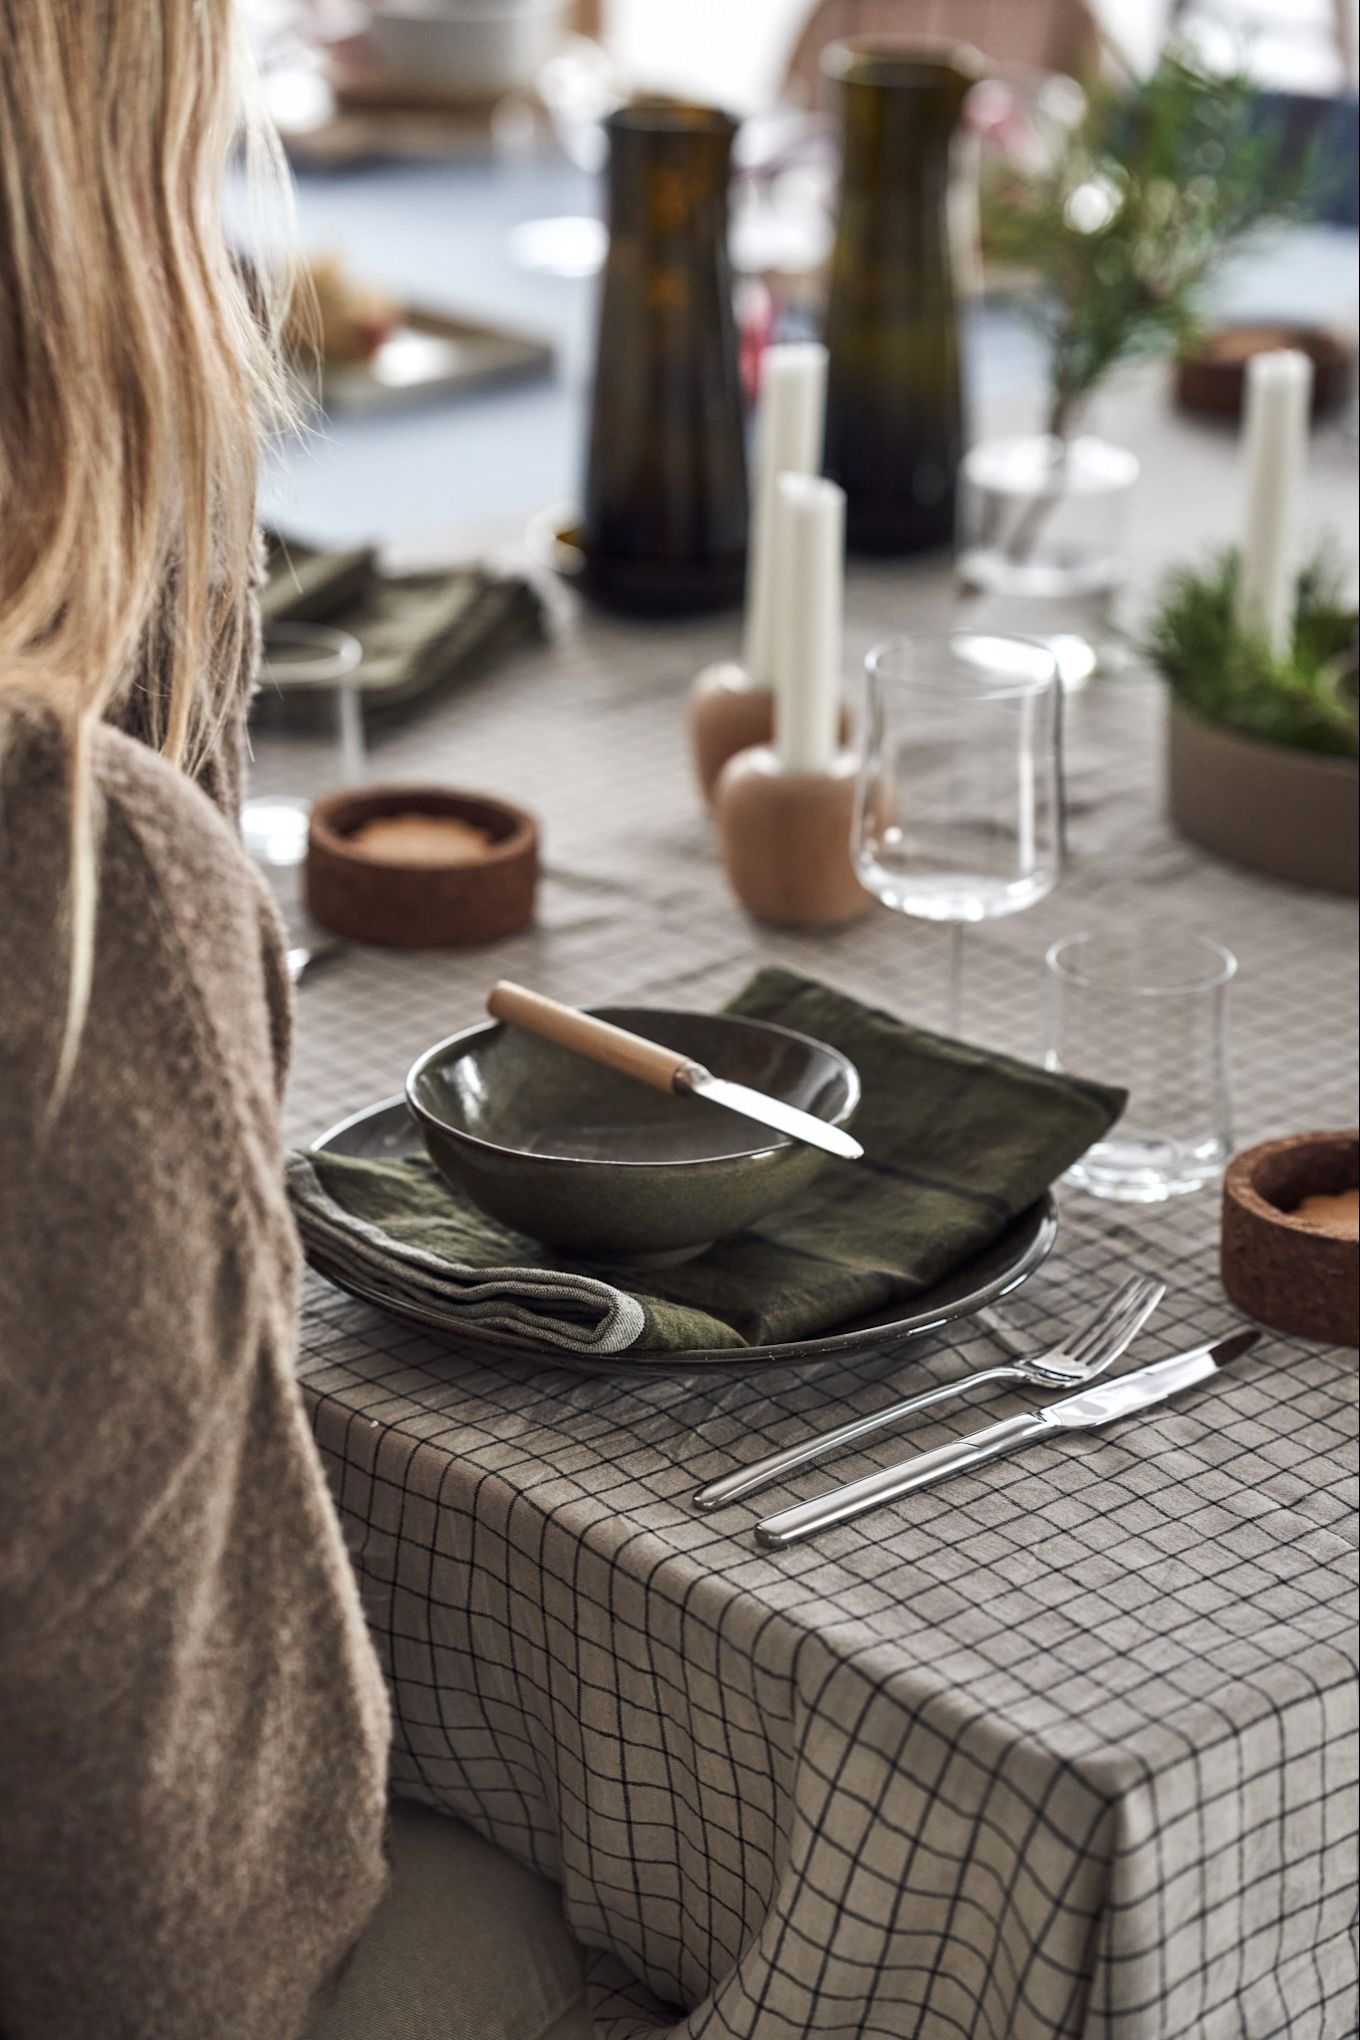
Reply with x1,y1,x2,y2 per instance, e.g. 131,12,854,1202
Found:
581,101,748,616
822,43,977,557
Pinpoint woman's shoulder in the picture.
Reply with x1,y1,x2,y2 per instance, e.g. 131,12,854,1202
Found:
2,694,246,894
0,699,290,1125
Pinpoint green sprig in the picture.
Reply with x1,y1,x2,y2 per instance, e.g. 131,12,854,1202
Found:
983,47,1315,439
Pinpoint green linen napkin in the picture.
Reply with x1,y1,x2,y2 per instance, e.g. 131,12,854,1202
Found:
288,968,1125,1357
261,530,545,714
261,532,377,626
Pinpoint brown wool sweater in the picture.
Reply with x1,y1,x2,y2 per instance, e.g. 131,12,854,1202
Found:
0,662,391,2035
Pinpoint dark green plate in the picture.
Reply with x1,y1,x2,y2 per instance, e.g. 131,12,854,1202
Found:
306,1098,1058,1377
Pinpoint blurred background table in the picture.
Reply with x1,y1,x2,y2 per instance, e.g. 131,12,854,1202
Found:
247,146,1357,549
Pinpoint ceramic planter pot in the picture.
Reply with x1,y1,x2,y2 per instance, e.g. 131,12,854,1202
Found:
1166,698,1358,896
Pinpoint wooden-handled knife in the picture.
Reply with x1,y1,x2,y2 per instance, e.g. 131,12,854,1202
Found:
487,982,863,1162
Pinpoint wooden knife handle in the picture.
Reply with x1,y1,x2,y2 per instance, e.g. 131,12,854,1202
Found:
486,981,692,1095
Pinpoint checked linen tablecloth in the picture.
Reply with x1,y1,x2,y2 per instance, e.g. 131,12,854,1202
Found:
283,385,1359,2040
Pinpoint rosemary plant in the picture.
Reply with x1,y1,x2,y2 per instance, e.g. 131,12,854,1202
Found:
984,47,1312,441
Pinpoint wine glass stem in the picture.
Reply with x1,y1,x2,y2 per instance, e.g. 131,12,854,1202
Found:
946,923,964,1035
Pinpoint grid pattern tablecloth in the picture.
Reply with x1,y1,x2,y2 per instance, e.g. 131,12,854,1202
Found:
286,387,1359,2040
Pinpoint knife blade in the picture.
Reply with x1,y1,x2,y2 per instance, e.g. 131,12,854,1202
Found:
755,1328,1260,1550
678,1067,863,1161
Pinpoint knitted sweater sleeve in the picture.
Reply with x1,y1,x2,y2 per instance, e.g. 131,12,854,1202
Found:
0,714,389,2040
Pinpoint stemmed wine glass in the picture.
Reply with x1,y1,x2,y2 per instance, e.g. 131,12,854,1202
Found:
853,632,1063,1034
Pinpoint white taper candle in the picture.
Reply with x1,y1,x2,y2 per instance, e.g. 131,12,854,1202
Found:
743,343,828,685
1233,348,1313,659
774,474,845,774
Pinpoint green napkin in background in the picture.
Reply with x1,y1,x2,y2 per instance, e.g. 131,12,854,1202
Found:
288,969,1125,1358
260,533,377,625
261,530,545,715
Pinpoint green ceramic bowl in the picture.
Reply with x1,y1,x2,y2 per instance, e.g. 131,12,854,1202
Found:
406,1007,860,1265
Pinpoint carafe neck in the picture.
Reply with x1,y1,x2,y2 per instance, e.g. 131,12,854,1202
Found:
829,41,977,199
605,102,737,246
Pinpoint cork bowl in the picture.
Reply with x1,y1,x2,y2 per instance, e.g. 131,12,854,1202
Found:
1175,323,1354,422
1221,1131,1359,1347
306,786,538,948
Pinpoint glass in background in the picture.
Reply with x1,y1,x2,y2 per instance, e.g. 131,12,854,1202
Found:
242,623,365,873
507,15,623,280
1044,930,1237,1202
247,0,364,135
855,632,1064,1034
956,433,1140,680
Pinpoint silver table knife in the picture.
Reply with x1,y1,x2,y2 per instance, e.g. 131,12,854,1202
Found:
676,1067,862,1160
694,1273,1164,1512
755,1328,1260,1550
487,980,863,1162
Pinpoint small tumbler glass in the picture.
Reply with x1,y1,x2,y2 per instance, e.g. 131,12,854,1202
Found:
242,622,365,872
1044,930,1237,1202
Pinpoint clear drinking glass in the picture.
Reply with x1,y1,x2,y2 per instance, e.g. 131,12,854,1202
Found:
855,632,1063,1033
242,623,365,872
1045,930,1237,1202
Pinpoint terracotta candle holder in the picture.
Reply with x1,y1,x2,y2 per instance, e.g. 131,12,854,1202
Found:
716,746,870,928
691,665,851,804
690,661,778,801
716,475,867,928
1221,1130,1358,1346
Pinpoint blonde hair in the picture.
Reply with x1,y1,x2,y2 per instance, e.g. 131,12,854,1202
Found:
0,0,292,1090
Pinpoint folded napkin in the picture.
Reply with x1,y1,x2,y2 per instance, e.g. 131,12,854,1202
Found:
260,533,377,626
288,969,1125,1358
261,530,545,714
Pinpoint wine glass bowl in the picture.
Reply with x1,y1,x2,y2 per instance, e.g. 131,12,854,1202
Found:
854,632,1063,1028
855,632,1063,918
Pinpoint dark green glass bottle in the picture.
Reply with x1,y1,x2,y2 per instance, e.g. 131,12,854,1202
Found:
581,102,748,616
822,43,977,557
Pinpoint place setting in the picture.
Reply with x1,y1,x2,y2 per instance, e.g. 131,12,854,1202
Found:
279,300,1309,1547
288,965,1085,1374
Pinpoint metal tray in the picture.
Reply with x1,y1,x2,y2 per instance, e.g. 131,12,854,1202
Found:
319,306,554,414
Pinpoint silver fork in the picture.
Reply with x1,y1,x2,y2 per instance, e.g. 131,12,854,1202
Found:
691,1273,1165,1513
